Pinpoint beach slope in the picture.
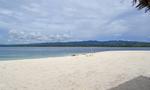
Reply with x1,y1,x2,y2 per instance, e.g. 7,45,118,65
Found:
0,51,150,90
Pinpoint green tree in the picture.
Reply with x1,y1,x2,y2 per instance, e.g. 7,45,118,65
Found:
133,0,150,12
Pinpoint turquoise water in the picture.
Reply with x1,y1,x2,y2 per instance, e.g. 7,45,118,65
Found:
0,47,150,60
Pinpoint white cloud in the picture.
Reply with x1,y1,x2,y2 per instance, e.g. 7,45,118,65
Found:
8,30,72,43
0,8,13,15
103,20,129,35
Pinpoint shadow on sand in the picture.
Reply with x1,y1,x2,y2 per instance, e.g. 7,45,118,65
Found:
109,76,150,90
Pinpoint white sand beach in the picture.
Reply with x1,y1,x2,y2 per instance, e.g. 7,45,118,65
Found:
0,51,150,90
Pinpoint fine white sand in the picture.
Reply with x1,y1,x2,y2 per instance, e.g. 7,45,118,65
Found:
0,51,150,90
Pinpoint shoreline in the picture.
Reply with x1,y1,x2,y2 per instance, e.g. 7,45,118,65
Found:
1,50,149,62
0,51,150,90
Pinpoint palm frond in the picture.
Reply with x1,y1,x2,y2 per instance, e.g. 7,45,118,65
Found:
133,0,150,12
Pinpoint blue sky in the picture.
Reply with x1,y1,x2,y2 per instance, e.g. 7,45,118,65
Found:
0,0,150,44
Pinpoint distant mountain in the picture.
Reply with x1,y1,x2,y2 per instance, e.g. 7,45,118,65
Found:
0,40,150,47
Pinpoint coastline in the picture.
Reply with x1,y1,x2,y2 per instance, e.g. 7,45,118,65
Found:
0,51,150,90
1,50,150,61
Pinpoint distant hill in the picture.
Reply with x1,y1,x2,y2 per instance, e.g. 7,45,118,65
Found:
0,41,150,47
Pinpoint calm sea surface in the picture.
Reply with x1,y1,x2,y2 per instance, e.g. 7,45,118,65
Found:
0,47,150,60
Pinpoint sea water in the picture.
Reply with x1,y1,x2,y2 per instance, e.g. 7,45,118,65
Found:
0,47,150,60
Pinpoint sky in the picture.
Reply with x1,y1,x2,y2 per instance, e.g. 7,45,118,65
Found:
0,0,150,44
